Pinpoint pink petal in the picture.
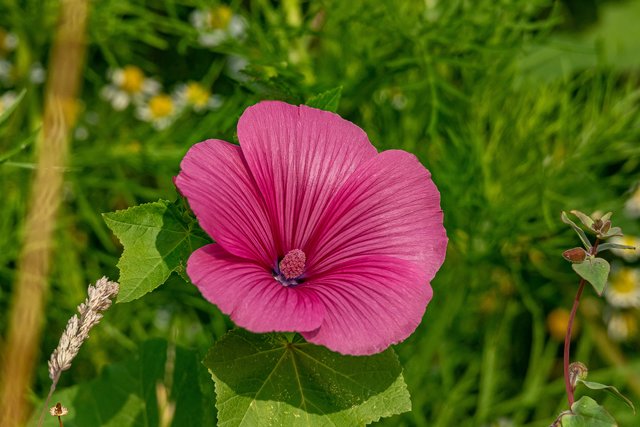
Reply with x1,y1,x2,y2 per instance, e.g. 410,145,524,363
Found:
187,244,325,333
175,139,276,267
306,150,447,281
302,255,432,355
237,101,377,255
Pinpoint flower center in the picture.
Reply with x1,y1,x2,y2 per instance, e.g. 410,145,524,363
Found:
611,269,636,294
186,82,210,107
275,249,306,287
149,94,174,118
208,6,233,30
120,65,145,93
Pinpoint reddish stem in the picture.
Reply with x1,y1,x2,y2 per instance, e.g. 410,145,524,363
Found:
563,239,600,407
563,278,586,407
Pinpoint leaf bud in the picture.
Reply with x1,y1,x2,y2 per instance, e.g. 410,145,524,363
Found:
593,218,603,231
562,247,588,263
569,361,588,389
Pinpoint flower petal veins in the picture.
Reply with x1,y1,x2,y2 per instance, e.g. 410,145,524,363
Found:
177,100,447,355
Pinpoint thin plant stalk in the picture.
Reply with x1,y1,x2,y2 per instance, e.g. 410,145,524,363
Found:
563,239,599,407
37,277,118,427
0,0,89,425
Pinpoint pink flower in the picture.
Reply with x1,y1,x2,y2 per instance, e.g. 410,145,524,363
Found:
175,101,447,355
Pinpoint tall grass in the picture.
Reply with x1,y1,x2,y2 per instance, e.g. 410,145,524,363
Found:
0,0,639,425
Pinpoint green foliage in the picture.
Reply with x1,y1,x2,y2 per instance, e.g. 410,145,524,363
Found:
33,340,215,427
1,0,640,426
305,86,343,112
559,396,617,427
562,211,592,250
578,380,636,413
572,257,611,296
0,89,24,127
103,199,210,302
204,329,411,426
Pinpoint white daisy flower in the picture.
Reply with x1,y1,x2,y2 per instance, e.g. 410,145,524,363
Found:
0,58,13,84
101,65,160,110
226,54,249,81
29,62,46,85
0,28,18,54
608,235,640,262
0,91,17,115
190,5,247,48
624,186,640,219
607,311,638,342
136,93,178,130
605,267,640,308
174,81,222,112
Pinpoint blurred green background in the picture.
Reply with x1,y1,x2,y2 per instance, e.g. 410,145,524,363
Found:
1,0,640,425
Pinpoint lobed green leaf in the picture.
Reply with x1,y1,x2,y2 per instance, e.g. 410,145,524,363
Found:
204,329,411,426
305,86,343,112
31,340,215,427
103,199,210,302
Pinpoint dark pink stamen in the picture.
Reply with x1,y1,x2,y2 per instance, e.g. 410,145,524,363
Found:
279,249,306,279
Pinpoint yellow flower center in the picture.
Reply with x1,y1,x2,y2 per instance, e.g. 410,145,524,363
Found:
620,235,638,248
208,5,233,29
120,65,145,93
610,269,637,295
547,308,578,341
623,313,638,336
148,94,174,118
185,82,210,107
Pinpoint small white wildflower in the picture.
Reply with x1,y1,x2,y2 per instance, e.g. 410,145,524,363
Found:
624,186,640,219
0,58,13,84
391,92,408,110
101,65,160,110
605,266,640,308
136,93,179,130
226,54,249,81
607,311,638,342
29,62,46,84
0,28,18,53
0,90,17,115
74,126,89,141
190,5,247,48
174,81,222,113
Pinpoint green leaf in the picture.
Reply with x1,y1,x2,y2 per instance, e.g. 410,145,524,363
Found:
597,242,636,253
570,210,595,230
600,212,613,222
31,340,215,427
572,257,610,296
0,89,25,127
600,226,624,239
577,380,636,413
305,86,343,112
0,130,37,165
103,199,210,302
559,396,617,427
561,211,592,250
204,329,411,426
